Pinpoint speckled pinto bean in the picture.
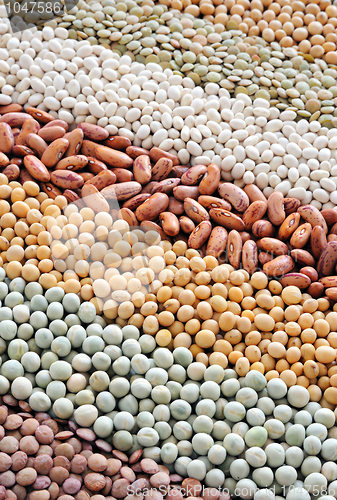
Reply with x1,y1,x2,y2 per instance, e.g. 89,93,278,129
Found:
118,207,138,227
16,119,40,146
261,250,277,264
85,170,116,191
151,178,180,195
38,126,66,142
197,196,231,211
55,155,88,171
218,183,249,212
96,146,133,169
180,216,195,234
279,273,312,289
41,138,69,168
0,103,22,113
23,155,50,182
42,182,63,199
11,127,20,144
290,223,312,249
77,123,109,141
142,181,158,194
227,230,242,269
0,123,14,154
198,164,221,196
101,182,142,201
325,287,337,301
103,136,131,151
12,144,35,156
319,276,337,288
159,212,180,237
252,220,275,238
206,226,228,258
26,107,55,123
267,192,285,226
0,113,32,127
322,209,337,226
170,165,189,178
209,209,245,231
2,164,20,181
181,165,207,186
257,237,289,255
317,241,337,277
242,240,258,275
151,158,173,182
263,255,295,277
133,155,152,185
283,198,301,215
290,248,315,267
278,213,300,241
111,168,134,183
173,185,199,201
50,171,84,190
0,152,9,167
25,133,48,157
125,145,150,159
149,147,179,166
81,183,110,214
123,193,151,211
243,184,267,203
298,205,328,234
188,221,212,249
86,157,107,175
64,129,84,157
184,198,210,224
242,200,267,230
168,197,184,216
80,139,100,158
135,193,170,222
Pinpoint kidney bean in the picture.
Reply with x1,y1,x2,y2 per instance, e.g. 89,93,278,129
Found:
180,216,195,234
103,136,131,150
298,204,328,234
308,282,324,298
151,158,173,181
227,230,242,269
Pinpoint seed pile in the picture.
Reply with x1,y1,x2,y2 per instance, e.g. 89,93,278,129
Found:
1,0,337,497
2,355,337,498
2,88,337,207
0,397,207,500
5,0,337,121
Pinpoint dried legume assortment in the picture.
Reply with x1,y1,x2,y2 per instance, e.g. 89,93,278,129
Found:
1,0,337,497
1,30,337,203
0,397,214,500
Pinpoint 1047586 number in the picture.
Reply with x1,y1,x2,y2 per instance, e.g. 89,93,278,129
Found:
5,1,63,14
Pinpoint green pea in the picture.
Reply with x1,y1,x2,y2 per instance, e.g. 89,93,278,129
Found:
94,416,113,438
1,320,17,341
78,302,97,323
1,360,24,380
45,287,65,303
31,295,48,312
46,381,67,401
5,292,24,308
49,320,68,337
21,351,40,373
67,325,86,348
7,339,28,360
0,283,8,301
24,282,43,300
30,311,48,330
